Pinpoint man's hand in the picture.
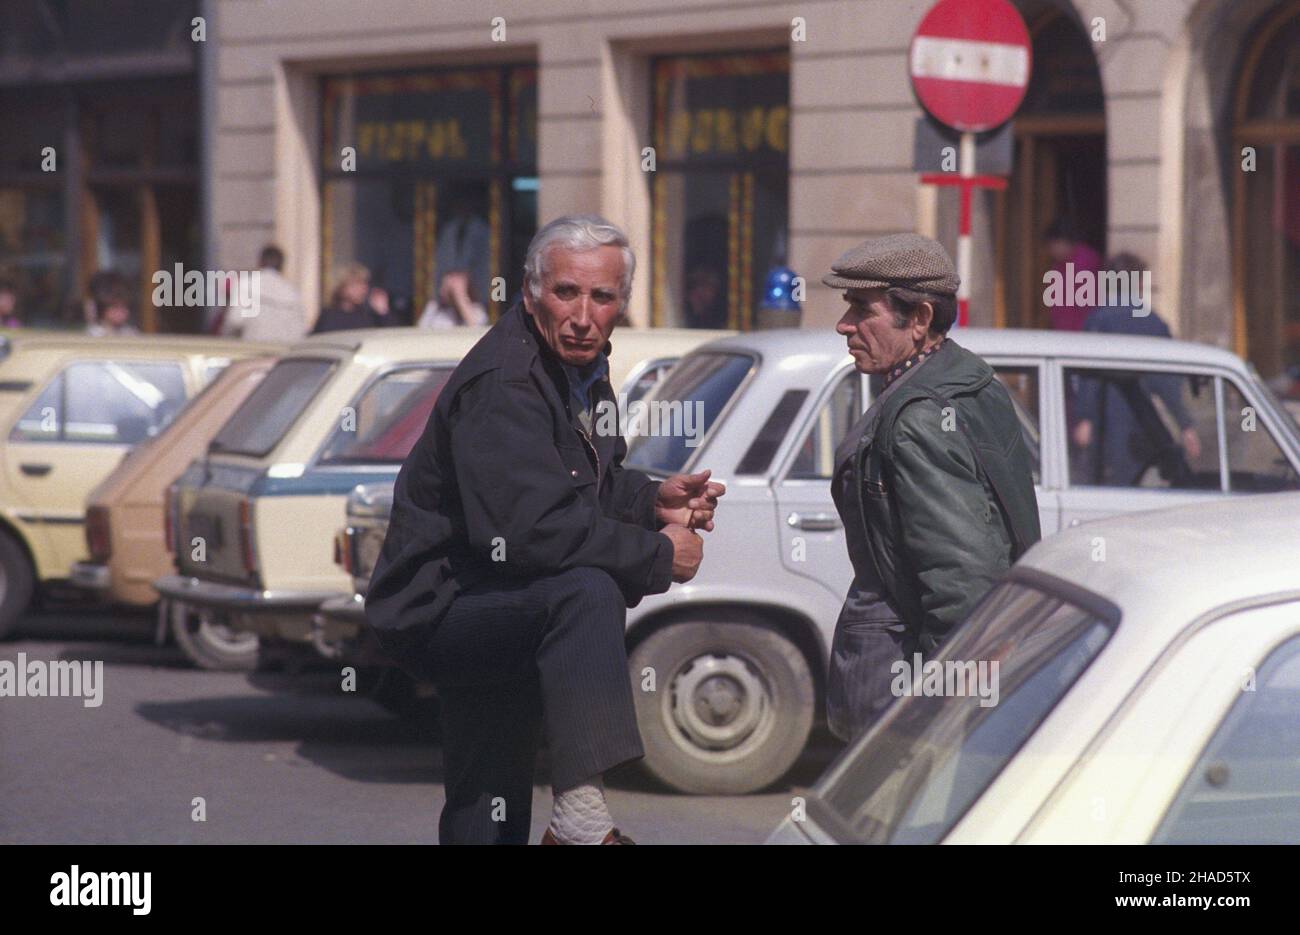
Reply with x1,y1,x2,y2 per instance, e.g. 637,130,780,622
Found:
655,469,726,532
1182,426,1202,461
661,523,703,583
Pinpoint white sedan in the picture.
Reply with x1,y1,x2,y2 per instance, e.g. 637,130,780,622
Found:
768,491,1300,844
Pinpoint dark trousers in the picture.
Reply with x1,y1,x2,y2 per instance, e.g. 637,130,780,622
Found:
410,567,644,845
825,616,920,743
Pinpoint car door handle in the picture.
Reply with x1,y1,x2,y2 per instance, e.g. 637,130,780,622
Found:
787,512,840,531
20,463,52,477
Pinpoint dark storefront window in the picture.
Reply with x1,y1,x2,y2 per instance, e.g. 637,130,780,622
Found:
651,51,790,330
0,0,199,332
321,65,538,323
1235,6,1300,389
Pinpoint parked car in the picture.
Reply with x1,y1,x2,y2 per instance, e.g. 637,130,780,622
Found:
156,325,730,671
619,327,1300,794
313,327,1300,792
69,355,281,668
768,491,1300,844
0,332,274,638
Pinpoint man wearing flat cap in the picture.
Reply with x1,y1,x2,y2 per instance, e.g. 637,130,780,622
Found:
823,233,1041,741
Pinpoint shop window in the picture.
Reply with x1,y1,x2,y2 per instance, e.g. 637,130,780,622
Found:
321,65,537,325
651,51,790,330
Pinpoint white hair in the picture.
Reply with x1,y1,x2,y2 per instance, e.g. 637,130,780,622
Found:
523,214,635,309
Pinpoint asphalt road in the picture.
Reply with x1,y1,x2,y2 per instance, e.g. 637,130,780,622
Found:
0,605,843,845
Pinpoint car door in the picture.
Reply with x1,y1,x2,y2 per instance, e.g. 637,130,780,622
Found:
1054,360,1227,528
4,357,188,578
982,357,1060,536
773,366,863,601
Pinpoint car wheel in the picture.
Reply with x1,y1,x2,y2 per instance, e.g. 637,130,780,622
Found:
0,531,35,640
170,600,260,671
628,619,814,795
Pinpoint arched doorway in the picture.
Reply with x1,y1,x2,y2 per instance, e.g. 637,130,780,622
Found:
998,1,1106,329
1233,0,1300,389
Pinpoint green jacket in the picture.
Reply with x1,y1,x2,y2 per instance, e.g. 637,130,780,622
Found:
847,339,1041,654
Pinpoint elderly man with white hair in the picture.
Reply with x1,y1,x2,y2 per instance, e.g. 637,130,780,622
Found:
366,214,724,845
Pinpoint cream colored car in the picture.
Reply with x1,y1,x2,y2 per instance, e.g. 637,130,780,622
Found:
769,492,1300,844
0,332,273,638
156,325,730,670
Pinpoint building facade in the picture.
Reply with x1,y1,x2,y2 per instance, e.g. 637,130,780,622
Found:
206,0,1299,382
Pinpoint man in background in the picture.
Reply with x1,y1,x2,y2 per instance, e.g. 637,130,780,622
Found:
222,244,306,343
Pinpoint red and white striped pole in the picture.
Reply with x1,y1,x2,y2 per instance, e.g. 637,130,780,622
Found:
956,131,975,328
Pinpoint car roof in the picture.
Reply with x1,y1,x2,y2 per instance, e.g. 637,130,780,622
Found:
1019,492,1300,628
292,326,490,360
3,330,276,355
699,326,1249,371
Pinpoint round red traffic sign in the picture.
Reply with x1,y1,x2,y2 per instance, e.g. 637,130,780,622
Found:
909,0,1032,132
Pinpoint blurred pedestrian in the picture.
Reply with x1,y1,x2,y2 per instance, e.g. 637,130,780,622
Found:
312,263,391,333
417,269,487,329
221,244,306,343
682,266,727,329
1043,217,1102,332
86,272,140,336
1071,252,1202,484
822,233,1041,741
0,278,23,328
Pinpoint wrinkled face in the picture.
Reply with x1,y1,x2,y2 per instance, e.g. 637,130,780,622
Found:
835,287,925,375
524,244,624,367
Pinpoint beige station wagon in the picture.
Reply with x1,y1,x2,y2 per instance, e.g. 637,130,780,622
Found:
71,355,281,666
0,332,273,639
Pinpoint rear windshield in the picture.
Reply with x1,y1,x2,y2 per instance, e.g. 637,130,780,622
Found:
210,358,336,458
318,367,452,465
624,351,753,474
813,580,1116,844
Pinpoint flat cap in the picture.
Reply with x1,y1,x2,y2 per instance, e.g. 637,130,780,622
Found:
821,233,960,295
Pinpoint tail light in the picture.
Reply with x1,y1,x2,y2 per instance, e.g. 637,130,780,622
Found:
85,505,111,562
163,483,179,554
238,498,258,575
335,528,354,575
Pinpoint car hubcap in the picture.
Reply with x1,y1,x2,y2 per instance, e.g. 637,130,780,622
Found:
669,653,770,754
193,609,258,653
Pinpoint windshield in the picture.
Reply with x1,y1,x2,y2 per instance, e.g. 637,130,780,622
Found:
623,351,754,474
210,358,337,458
813,579,1116,844
318,367,451,465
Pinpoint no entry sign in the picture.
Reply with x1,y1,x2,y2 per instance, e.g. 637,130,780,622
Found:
909,0,1032,132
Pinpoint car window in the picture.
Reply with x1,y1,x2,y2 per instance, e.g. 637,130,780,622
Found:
319,367,452,465
210,358,337,458
737,389,808,475
203,358,232,386
9,360,187,445
1065,367,1220,490
624,352,753,474
1153,633,1300,844
993,365,1041,485
1222,380,1300,492
788,372,862,480
623,359,676,405
812,580,1115,844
